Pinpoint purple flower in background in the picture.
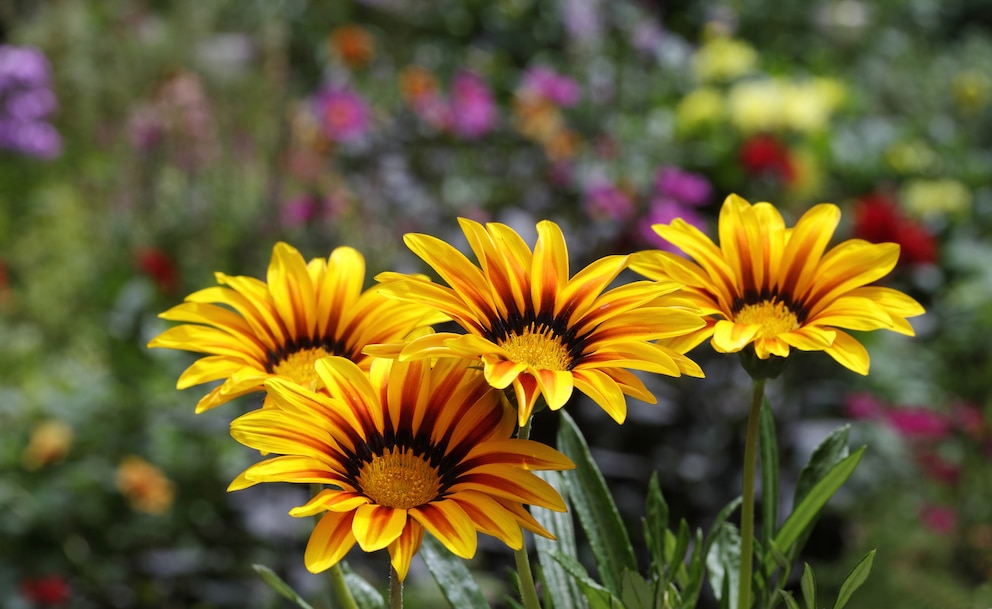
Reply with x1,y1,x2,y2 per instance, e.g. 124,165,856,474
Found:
0,44,61,159
640,196,708,250
561,0,602,45
449,71,496,138
520,66,581,107
655,166,712,206
632,21,665,55
585,181,635,221
313,86,371,143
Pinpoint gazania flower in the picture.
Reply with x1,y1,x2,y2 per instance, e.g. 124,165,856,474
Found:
147,242,447,412
229,356,573,580
372,218,706,425
630,194,926,375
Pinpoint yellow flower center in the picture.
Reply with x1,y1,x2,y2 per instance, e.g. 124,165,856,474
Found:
500,325,572,371
358,448,440,509
734,300,800,338
271,347,331,386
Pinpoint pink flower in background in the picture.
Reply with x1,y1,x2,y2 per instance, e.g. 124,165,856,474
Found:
916,451,961,486
886,407,953,441
585,181,635,221
655,166,712,206
844,392,886,420
520,66,581,107
640,197,708,250
449,71,496,138
280,194,321,228
313,86,371,143
920,504,958,535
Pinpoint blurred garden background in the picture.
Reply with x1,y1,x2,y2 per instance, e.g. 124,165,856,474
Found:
2,0,992,607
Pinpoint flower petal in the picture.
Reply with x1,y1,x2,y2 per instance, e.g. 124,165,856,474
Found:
410,499,478,559
352,504,408,552
305,510,357,573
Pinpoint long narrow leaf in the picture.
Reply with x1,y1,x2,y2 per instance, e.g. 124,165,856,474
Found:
772,447,865,561
793,426,850,507
832,549,875,609
620,569,654,609
644,472,669,574
558,411,638,595
534,470,589,609
800,563,816,609
252,564,315,609
549,551,625,609
341,563,386,609
420,534,491,609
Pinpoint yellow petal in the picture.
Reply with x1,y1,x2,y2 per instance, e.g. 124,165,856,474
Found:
531,220,569,314
533,369,574,410
778,203,840,298
710,319,760,353
290,489,369,517
448,466,567,512
483,357,528,390
267,242,316,340
823,329,870,375
175,355,251,389
572,368,629,423
451,491,525,550
388,520,424,582
460,439,575,471
305,511,357,573
315,246,365,338
352,504,408,552
410,499,478,559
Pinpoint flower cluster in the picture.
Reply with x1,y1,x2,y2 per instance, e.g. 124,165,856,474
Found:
0,45,61,159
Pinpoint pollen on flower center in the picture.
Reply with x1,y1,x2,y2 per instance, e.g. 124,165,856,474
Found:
499,324,573,371
735,299,801,337
357,448,441,509
271,347,331,386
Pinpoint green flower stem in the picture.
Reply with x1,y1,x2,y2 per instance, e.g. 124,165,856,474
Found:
389,564,403,609
738,378,767,609
514,417,543,609
310,484,360,609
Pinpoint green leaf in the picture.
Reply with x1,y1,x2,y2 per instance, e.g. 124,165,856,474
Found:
832,550,875,609
558,411,638,595
534,470,589,609
800,563,816,609
420,534,491,609
340,563,386,609
680,528,706,608
779,590,802,609
669,519,691,584
549,551,625,609
759,400,779,552
252,564,315,609
620,569,654,609
644,472,669,574
793,426,850,508
772,447,865,563
703,496,743,559
705,522,740,609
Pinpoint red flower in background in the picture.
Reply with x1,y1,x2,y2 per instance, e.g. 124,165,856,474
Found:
853,193,938,266
135,248,179,295
20,574,69,606
738,134,795,182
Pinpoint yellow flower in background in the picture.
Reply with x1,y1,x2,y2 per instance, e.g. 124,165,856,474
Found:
901,178,972,219
229,356,573,580
630,194,925,376
373,218,705,425
692,34,758,83
675,87,725,134
22,420,73,470
116,456,175,515
782,78,846,133
148,243,447,413
785,147,825,200
884,140,940,175
952,69,992,112
727,78,784,133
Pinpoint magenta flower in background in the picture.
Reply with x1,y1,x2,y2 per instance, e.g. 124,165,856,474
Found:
0,44,61,159
313,86,371,143
655,165,712,206
919,504,958,535
640,196,708,250
844,392,887,420
280,194,321,228
585,181,635,221
886,407,953,441
449,71,496,139
520,66,581,107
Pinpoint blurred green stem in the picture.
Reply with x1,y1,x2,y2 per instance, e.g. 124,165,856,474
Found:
514,417,542,609
389,565,403,609
738,378,766,609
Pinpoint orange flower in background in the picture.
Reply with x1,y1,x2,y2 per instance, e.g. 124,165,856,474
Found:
373,218,705,425
22,420,73,470
147,242,447,413
399,65,439,104
116,456,175,515
631,194,926,376
229,356,573,580
329,25,374,69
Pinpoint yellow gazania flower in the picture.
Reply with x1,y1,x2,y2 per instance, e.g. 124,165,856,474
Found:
229,356,573,580
630,194,926,375
147,242,447,413
373,218,706,426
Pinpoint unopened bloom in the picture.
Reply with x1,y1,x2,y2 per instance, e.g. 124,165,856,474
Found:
631,194,925,375
229,356,573,580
